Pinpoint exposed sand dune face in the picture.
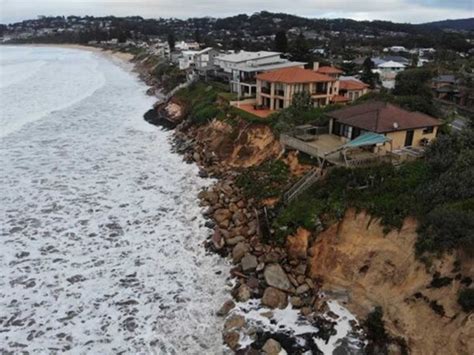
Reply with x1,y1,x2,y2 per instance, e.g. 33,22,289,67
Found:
308,210,474,355
194,119,282,168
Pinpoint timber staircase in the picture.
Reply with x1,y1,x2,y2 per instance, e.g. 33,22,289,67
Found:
283,168,322,204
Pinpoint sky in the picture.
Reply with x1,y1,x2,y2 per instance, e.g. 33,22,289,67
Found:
0,0,472,24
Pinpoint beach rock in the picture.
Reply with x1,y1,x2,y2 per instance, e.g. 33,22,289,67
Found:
211,229,225,250
241,254,258,272
296,284,310,295
236,284,251,302
262,287,288,309
199,190,219,204
214,209,231,228
290,296,304,308
224,314,245,331
262,338,282,354
301,307,312,316
223,331,240,350
264,264,292,291
286,227,310,260
226,235,245,246
217,300,235,317
232,242,249,263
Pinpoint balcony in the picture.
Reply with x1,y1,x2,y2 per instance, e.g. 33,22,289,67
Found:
261,87,271,95
276,89,285,97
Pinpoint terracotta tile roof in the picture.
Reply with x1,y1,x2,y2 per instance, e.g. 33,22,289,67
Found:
327,101,441,133
256,67,334,83
317,66,343,74
331,95,351,103
339,79,369,91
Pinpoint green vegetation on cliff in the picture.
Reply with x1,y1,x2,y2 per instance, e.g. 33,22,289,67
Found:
273,128,474,257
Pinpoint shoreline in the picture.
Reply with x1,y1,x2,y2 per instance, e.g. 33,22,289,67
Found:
5,43,135,63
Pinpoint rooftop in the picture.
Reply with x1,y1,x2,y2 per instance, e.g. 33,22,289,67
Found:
339,79,369,91
256,67,334,84
317,66,343,74
378,61,406,68
236,60,306,73
327,101,441,133
215,50,281,63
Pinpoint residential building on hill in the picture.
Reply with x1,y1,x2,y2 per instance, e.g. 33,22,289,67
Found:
315,64,343,80
255,67,339,110
326,101,441,151
280,101,441,167
338,77,370,102
375,61,406,89
214,50,304,97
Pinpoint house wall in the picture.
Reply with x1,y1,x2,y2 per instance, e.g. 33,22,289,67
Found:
330,118,439,152
384,127,438,151
216,54,282,73
256,79,338,110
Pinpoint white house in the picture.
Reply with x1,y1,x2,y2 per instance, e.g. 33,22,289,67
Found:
178,50,200,70
383,46,408,53
214,50,305,97
375,61,406,89
175,41,200,51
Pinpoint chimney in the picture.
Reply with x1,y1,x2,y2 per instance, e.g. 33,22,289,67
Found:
313,62,320,71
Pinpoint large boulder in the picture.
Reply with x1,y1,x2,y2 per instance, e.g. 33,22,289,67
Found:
232,242,249,263
264,264,292,291
224,314,245,331
262,287,288,309
223,331,240,350
211,229,224,250
286,227,310,260
241,254,258,272
236,284,251,302
214,208,232,228
262,338,282,354
217,300,235,317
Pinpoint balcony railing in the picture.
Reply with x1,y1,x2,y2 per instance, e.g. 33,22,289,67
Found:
312,90,328,96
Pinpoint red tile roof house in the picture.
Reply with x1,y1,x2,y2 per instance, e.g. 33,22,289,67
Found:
279,101,442,167
255,67,340,111
338,79,370,103
327,101,442,151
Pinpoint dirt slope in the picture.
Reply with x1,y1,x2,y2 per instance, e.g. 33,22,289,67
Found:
308,210,473,355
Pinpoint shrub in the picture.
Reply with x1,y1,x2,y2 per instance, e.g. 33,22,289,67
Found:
236,160,290,201
458,288,474,312
364,306,389,350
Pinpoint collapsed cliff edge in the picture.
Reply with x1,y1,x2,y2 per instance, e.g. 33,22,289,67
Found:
142,82,473,354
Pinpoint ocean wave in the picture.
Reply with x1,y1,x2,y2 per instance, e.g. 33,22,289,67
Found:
0,46,230,353
0,47,106,138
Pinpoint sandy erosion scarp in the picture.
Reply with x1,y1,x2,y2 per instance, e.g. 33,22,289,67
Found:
307,209,473,355
194,119,282,168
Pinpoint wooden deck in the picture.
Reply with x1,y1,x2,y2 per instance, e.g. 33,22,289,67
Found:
281,133,389,167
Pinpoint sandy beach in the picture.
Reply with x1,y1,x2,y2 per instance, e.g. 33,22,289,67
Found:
15,43,135,63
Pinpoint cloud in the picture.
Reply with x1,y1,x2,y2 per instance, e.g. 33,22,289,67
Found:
0,0,471,24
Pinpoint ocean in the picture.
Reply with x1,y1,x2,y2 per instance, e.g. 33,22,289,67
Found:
0,46,229,354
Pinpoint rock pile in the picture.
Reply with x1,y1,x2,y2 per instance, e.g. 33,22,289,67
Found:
170,117,337,353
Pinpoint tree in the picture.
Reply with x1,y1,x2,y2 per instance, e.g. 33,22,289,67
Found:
290,33,311,62
167,32,175,51
393,68,434,98
360,57,379,89
194,29,201,43
231,39,242,51
274,30,288,53
291,91,312,110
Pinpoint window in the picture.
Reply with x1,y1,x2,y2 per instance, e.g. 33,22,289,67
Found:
423,126,434,134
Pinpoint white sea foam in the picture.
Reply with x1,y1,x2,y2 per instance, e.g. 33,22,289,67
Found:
0,46,229,354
